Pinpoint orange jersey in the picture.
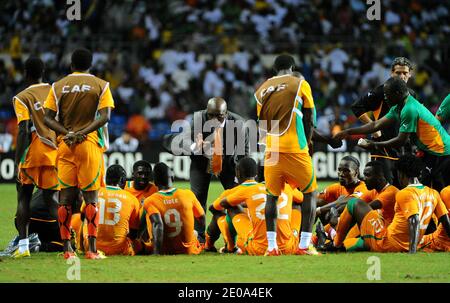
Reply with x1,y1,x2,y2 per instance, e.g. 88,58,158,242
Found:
387,185,448,250
318,181,368,203
428,186,450,245
143,188,204,254
125,181,158,205
255,76,315,153
43,72,114,148
13,84,58,169
213,181,295,251
96,186,140,254
360,185,399,224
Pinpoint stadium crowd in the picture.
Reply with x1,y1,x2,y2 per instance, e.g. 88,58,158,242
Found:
0,0,449,152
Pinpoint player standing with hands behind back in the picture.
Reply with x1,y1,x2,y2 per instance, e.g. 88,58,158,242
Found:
255,54,318,256
44,48,115,260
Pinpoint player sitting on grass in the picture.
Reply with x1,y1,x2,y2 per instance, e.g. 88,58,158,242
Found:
420,185,450,252
144,162,205,255
319,161,399,252
315,156,368,239
77,165,140,256
124,160,158,254
210,157,307,255
332,154,450,253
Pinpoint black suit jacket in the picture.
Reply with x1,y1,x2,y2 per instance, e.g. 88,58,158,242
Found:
163,110,250,172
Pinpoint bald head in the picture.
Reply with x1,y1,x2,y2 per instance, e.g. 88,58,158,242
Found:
206,97,227,123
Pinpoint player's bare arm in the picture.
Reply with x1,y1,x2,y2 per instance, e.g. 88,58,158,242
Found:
438,214,450,238
302,107,314,145
334,116,394,140
150,213,164,255
44,108,78,147
312,129,343,149
76,107,112,140
362,132,410,150
15,120,31,179
44,108,70,136
357,113,382,138
219,198,232,210
317,195,351,216
408,214,420,254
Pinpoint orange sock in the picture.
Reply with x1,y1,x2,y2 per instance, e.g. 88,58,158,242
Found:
85,203,99,238
58,205,72,240
217,216,235,251
291,208,302,237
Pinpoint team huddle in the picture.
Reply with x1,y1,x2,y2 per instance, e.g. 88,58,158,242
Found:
8,50,450,259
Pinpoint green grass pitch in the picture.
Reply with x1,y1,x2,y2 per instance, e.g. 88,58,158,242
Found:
0,182,449,282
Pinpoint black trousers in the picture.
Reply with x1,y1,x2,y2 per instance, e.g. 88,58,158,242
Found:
421,153,450,192
190,158,236,236
29,220,63,252
371,156,399,188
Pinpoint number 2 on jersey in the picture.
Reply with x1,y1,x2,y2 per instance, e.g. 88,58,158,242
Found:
253,193,289,220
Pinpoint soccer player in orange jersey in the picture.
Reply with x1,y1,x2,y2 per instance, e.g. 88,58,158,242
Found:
12,58,59,258
333,155,450,253
316,156,368,229
143,163,205,255
44,48,114,260
360,161,398,225
124,160,158,254
255,55,318,256
78,165,140,256
420,186,450,252
211,157,301,255
125,161,158,203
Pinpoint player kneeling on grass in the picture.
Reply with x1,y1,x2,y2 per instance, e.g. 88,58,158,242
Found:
77,165,140,256
420,185,450,252
318,161,399,251
143,163,205,255
209,157,306,256
332,154,450,253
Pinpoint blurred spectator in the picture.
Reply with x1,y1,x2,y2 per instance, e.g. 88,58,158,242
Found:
126,114,151,143
0,0,447,149
110,131,139,152
0,123,13,153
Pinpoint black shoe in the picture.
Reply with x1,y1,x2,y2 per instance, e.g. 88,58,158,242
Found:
315,221,327,250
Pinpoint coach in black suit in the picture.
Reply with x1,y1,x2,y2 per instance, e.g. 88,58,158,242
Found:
163,97,250,242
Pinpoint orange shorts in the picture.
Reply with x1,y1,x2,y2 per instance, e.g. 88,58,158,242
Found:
279,234,299,255
57,140,103,191
264,152,317,196
420,230,450,252
231,213,259,254
346,224,361,239
19,134,58,190
360,210,403,252
19,166,59,190
98,239,135,256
